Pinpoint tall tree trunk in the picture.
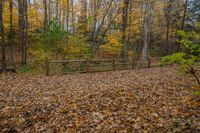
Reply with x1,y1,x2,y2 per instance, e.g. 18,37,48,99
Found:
0,0,6,71
48,0,51,24
79,0,88,36
93,0,114,50
181,0,188,30
59,1,62,25
9,0,14,66
20,0,25,66
96,8,121,52
142,17,148,61
43,0,48,30
163,0,172,55
142,1,152,61
165,20,170,55
19,0,28,66
122,0,129,60
24,0,28,66
71,0,75,34
92,0,97,45
66,0,69,45
18,0,22,52
127,1,132,46
56,0,59,22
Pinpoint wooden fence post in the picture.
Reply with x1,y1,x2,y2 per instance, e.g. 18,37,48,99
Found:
112,59,115,70
85,60,89,73
148,58,151,67
123,59,126,69
46,61,49,76
132,58,135,69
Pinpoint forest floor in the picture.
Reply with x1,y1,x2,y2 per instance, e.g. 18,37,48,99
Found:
0,66,199,133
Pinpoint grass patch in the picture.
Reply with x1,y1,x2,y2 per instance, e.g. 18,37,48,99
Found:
16,66,42,75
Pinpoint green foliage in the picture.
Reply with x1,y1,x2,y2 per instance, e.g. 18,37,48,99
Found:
194,91,200,96
29,20,66,60
161,24,200,87
160,52,197,72
64,34,93,59
16,66,40,75
177,30,200,57
161,23,200,70
44,20,66,44
30,20,93,61
29,44,53,61
161,53,186,65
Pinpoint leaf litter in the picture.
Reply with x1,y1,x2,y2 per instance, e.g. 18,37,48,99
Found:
0,66,199,132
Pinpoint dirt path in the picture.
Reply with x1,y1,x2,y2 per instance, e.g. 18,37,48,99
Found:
0,66,199,132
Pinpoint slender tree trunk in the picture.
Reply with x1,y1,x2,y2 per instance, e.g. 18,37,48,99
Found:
59,1,62,25
181,0,188,30
62,2,66,30
0,0,6,72
96,8,121,53
19,0,28,66
138,1,144,59
92,0,97,45
142,17,148,61
122,0,129,59
79,0,88,36
24,0,28,66
177,0,188,52
122,0,129,60
66,0,69,45
127,1,132,46
93,0,114,49
56,0,58,23
142,1,152,61
71,0,75,34
165,20,170,55
48,0,51,24
163,0,172,55
9,0,14,66
21,0,25,66
18,0,22,52
43,0,48,30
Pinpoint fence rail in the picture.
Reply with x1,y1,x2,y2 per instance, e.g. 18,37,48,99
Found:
45,58,161,76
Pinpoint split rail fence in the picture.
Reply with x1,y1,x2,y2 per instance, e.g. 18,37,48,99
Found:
45,58,161,76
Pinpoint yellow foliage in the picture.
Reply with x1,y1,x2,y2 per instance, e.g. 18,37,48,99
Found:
100,32,122,56
64,35,92,59
28,5,43,31
3,2,18,33
3,1,43,34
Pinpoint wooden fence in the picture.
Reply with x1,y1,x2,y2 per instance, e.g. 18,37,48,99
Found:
45,58,161,76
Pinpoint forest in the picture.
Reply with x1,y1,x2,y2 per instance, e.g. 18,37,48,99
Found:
0,0,200,132
0,0,198,69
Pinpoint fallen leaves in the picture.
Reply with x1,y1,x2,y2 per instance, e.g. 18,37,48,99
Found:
0,66,199,132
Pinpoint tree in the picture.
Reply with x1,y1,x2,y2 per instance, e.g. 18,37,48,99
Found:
78,0,88,36
71,0,75,34
91,0,119,53
0,0,6,72
121,0,129,60
43,0,48,30
161,24,200,85
181,0,188,30
66,0,69,45
163,0,173,55
9,0,14,66
18,0,28,66
142,0,153,61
